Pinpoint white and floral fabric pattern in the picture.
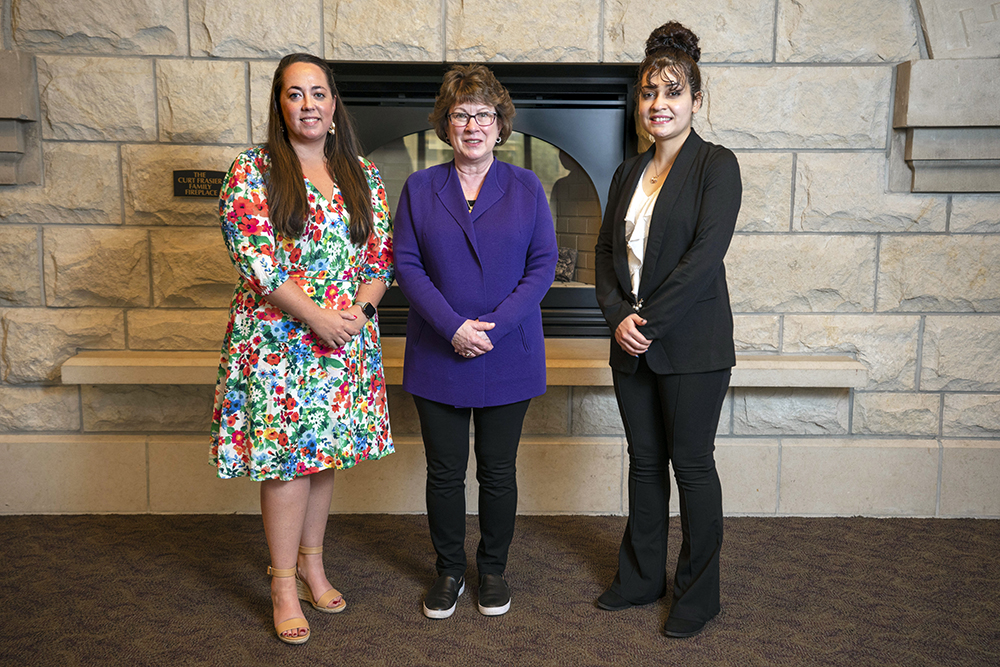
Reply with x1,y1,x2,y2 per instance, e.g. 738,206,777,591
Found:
211,146,394,481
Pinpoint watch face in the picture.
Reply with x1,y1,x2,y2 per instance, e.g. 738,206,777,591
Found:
361,302,376,319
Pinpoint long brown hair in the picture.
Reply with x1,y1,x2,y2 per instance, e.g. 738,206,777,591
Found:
265,53,373,245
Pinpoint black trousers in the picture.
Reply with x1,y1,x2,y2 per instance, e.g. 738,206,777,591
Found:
610,357,731,623
413,395,531,578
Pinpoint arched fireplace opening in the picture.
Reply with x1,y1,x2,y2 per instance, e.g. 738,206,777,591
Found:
331,62,638,336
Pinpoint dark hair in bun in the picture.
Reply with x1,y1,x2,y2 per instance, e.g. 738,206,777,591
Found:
637,21,702,102
644,21,700,61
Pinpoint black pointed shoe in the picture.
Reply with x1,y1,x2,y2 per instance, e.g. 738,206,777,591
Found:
596,588,634,611
422,574,465,619
663,616,708,638
477,574,511,616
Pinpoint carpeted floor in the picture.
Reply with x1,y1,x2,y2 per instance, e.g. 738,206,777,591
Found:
1,514,998,666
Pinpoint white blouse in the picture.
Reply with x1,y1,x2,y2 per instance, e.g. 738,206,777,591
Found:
623,176,662,299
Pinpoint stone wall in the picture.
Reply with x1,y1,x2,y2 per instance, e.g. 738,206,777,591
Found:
1,0,998,516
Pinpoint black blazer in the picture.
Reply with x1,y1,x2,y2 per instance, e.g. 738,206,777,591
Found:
595,130,742,375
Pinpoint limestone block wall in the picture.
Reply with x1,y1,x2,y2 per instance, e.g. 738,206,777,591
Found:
1,0,998,516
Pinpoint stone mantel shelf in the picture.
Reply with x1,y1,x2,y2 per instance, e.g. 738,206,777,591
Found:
61,338,867,388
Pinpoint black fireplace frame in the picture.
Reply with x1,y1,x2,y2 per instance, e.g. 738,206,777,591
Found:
329,62,641,337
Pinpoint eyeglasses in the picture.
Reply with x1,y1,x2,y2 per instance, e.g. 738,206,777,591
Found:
447,111,498,127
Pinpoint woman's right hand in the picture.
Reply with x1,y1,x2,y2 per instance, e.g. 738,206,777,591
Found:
263,280,364,349
452,319,495,359
615,313,651,357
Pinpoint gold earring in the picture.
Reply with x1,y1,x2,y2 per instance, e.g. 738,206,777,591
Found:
328,121,336,136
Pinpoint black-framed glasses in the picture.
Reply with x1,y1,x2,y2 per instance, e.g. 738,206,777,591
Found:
447,111,498,127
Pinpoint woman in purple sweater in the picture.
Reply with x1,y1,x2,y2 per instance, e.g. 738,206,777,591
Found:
393,64,558,621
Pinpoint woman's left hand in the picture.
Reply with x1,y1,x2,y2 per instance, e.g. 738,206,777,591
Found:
452,319,495,359
342,304,369,336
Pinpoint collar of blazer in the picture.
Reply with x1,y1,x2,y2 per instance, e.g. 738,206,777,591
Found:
436,159,507,265
613,130,705,301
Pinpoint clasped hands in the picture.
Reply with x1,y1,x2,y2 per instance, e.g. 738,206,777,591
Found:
452,319,495,359
615,313,650,357
310,304,369,349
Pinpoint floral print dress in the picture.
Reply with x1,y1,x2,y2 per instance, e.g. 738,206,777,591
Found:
211,146,395,481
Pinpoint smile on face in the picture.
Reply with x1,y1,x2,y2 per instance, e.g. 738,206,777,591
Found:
638,69,701,145
446,102,500,168
280,62,336,146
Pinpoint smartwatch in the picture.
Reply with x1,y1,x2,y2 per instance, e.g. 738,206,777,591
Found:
356,301,376,320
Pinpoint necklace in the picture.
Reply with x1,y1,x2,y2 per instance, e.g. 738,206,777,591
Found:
457,156,493,204
649,161,666,184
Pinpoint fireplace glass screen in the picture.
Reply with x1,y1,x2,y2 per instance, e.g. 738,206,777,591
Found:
368,130,602,285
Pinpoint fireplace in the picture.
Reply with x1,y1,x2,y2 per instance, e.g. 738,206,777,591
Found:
329,62,639,337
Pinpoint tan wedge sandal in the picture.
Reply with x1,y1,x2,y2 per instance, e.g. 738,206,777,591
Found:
267,565,310,645
296,545,347,613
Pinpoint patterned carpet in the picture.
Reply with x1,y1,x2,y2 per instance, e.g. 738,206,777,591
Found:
1,514,997,666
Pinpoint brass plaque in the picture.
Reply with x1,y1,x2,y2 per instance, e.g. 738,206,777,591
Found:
173,170,226,198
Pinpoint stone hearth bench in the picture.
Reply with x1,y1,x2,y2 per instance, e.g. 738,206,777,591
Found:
62,338,867,388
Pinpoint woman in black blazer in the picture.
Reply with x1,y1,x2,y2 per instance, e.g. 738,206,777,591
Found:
594,22,742,639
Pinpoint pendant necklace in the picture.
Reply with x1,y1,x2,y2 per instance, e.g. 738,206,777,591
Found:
649,161,666,184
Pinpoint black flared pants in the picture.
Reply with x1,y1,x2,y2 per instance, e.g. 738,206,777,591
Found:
610,357,731,623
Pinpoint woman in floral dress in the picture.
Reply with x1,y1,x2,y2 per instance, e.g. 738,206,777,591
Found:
210,53,394,645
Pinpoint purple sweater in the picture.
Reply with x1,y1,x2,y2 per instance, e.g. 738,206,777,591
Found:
393,159,558,408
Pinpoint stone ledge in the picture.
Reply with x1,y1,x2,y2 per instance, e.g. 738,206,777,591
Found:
732,355,866,388
62,351,220,385
61,338,868,388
